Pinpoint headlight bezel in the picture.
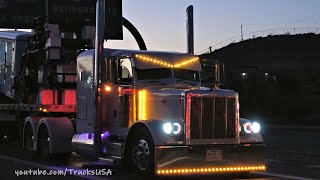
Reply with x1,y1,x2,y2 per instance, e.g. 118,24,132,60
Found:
162,122,182,135
241,121,261,134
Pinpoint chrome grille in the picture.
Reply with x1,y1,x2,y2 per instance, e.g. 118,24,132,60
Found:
189,96,236,140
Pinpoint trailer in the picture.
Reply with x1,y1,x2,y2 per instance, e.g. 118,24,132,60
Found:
0,0,265,176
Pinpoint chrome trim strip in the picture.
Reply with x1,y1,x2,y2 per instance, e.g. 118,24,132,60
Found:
157,146,189,149
189,138,238,145
158,156,192,168
99,157,113,162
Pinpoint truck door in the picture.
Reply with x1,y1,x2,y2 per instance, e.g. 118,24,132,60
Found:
101,57,135,136
116,58,134,127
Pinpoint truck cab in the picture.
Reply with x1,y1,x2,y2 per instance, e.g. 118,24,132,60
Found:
0,1,265,176
73,48,265,175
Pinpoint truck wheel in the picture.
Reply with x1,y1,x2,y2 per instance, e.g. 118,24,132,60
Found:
23,124,34,152
38,126,71,163
130,128,155,175
38,126,51,160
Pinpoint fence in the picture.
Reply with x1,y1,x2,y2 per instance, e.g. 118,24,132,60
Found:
196,27,320,55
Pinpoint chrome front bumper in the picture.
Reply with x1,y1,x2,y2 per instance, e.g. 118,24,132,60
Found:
155,143,265,175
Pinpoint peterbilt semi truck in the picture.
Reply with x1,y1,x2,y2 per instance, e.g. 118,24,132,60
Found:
0,0,265,176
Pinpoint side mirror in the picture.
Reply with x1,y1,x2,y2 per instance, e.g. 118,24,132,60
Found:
200,58,225,88
214,62,224,88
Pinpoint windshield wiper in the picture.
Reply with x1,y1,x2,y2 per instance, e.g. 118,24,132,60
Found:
142,80,167,85
175,79,198,86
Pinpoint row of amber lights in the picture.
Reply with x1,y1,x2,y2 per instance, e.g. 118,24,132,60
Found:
157,165,266,175
138,90,147,120
135,54,199,68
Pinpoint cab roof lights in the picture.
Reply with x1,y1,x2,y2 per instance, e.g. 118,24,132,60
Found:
135,54,199,68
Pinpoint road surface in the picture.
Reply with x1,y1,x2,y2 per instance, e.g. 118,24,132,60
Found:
0,124,319,180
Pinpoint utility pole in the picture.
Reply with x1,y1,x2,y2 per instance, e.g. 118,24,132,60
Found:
241,24,243,41
209,46,212,53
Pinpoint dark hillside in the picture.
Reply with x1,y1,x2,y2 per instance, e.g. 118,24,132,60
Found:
201,33,320,125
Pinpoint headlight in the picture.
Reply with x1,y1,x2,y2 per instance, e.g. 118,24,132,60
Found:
163,123,173,134
243,122,260,134
163,122,182,135
252,122,261,133
172,123,181,134
243,123,252,134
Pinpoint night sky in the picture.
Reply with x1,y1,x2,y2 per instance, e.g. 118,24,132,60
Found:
106,0,320,53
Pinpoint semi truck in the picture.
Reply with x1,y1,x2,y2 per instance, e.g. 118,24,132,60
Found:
0,0,265,176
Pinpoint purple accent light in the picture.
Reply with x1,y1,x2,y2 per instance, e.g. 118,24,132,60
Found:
102,146,107,154
78,131,110,141
101,131,110,139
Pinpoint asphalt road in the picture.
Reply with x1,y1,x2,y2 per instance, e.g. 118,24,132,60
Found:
0,124,320,180
263,125,320,179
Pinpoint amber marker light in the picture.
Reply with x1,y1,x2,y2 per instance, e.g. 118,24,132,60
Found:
104,85,111,92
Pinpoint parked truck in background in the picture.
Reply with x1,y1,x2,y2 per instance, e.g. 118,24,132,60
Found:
0,0,265,176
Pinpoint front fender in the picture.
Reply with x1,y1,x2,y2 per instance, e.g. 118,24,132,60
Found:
129,120,182,146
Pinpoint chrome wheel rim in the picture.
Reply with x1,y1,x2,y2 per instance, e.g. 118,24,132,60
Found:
132,139,150,171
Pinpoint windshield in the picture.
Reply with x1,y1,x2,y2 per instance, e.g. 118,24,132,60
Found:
136,68,199,82
174,69,199,81
136,68,172,80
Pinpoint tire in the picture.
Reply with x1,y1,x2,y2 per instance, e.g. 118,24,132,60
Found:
37,126,71,163
126,128,155,176
38,126,51,160
23,124,34,152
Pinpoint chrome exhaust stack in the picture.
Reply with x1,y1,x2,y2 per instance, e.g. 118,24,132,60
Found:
186,5,194,54
93,0,106,156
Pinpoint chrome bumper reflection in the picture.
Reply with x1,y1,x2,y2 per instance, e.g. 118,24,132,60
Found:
155,143,265,175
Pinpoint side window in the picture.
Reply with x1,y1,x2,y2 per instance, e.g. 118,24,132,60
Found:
121,58,132,79
0,40,5,67
116,58,133,84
